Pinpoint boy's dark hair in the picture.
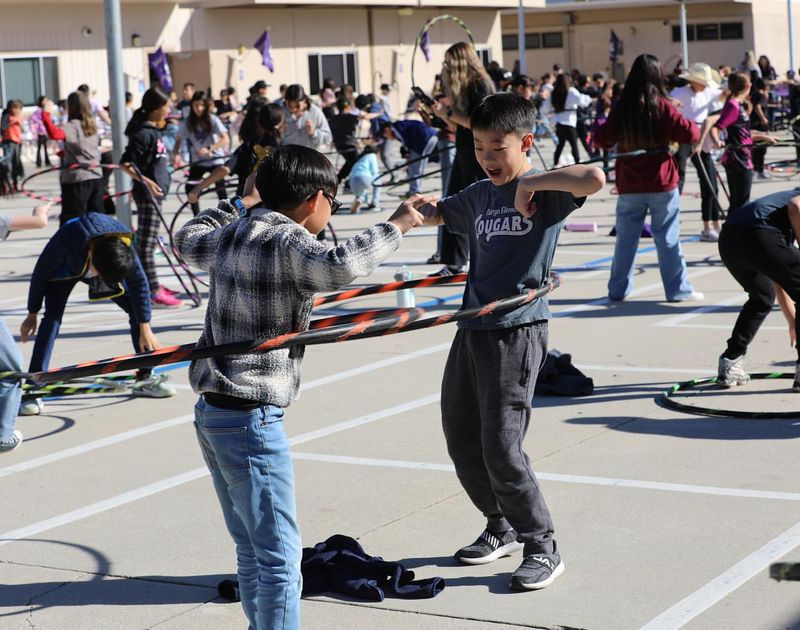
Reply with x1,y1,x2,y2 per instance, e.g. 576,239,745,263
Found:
91,236,135,284
336,97,350,112
255,145,337,212
470,93,535,137
354,94,372,111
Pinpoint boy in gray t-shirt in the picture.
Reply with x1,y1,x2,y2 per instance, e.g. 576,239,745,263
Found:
420,93,605,590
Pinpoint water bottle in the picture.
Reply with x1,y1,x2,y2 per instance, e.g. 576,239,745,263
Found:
394,266,415,308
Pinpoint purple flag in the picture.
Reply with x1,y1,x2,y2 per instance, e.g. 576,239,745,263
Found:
420,29,431,62
609,30,620,63
255,30,274,72
148,47,173,92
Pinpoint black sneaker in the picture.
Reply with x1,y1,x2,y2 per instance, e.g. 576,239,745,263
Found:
793,361,800,393
428,265,465,278
455,529,523,565
509,543,564,590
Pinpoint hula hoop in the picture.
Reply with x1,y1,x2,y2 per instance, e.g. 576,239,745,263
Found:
20,163,131,206
6,276,558,385
765,159,800,178
411,15,475,91
659,372,799,419
372,144,455,189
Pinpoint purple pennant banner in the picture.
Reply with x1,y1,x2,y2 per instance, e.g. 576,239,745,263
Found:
420,29,431,62
255,30,275,72
148,47,173,92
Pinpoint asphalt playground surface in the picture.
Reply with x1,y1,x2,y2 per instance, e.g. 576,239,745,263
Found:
1,146,800,630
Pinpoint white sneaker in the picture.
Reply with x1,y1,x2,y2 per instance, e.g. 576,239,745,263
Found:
718,354,750,388
668,291,704,303
700,228,719,242
19,398,43,416
130,374,177,398
0,430,22,452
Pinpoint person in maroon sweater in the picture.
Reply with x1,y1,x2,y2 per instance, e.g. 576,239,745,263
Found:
595,53,703,302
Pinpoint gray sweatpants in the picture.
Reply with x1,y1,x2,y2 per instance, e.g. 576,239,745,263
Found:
441,322,555,555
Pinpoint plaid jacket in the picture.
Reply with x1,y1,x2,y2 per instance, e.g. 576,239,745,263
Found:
174,200,401,406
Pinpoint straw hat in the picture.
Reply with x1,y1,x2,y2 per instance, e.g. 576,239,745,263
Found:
679,62,721,89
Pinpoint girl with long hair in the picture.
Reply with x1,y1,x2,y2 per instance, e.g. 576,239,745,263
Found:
121,87,181,307
432,41,495,275
710,72,777,213
542,73,592,166
187,97,271,204
595,53,702,302
281,84,331,149
172,91,230,215
39,91,104,224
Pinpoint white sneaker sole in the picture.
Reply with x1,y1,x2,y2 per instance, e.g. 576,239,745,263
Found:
510,560,565,590
717,377,750,388
456,540,524,565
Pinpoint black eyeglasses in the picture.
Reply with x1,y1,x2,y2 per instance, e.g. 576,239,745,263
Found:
321,191,342,214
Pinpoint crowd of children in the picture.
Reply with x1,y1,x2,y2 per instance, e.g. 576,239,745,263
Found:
0,42,798,630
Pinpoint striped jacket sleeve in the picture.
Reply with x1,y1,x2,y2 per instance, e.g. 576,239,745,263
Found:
284,222,402,295
174,200,240,271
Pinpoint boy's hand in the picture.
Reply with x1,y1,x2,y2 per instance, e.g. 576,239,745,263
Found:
387,194,431,234
305,119,315,136
514,176,540,218
20,313,37,343
143,176,164,198
33,203,51,225
138,323,162,352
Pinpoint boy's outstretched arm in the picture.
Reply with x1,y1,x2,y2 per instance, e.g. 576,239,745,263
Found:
9,204,50,231
514,166,606,217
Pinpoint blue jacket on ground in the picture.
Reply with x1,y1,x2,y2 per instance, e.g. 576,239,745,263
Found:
28,213,151,324
391,120,438,157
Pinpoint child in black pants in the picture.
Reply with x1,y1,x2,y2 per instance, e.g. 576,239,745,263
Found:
716,188,800,391
420,93,605,591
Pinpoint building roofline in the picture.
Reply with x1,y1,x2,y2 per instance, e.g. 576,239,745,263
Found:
499,0,752,14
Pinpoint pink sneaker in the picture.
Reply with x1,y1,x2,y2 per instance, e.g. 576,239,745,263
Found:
152,286,183,308
161,286,179,296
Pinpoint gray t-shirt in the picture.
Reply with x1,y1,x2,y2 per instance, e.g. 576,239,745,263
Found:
0,215,11,241
439,169,583,329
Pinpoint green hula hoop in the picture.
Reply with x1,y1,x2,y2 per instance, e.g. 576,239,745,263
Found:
658,372,799,419
411,14,475,90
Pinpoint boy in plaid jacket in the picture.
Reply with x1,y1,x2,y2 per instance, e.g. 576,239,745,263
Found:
175,145,426,630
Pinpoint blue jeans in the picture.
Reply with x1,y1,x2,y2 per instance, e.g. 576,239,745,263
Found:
0,318,22,441
194,398,301,630
406,135,440,194
608,188,695,301
28,280,142,373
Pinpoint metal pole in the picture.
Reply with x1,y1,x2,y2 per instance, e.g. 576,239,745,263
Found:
104,0,131,227
679,0,689,70
789,0,796,74
517,0,527,76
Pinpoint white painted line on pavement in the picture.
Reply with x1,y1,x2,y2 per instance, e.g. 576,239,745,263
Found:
1,346,450,479
640,520,800,629
290,453,800,502
0,468,208,547
655,294,745,328
0,393,440,545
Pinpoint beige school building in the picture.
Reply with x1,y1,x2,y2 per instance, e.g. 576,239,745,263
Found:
502,0,800,81
0,0,797,112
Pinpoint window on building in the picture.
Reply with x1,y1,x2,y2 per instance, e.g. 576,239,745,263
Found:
0,56,59,106
307,52,358,95
476,48,492,67
696,24,720,41
502,33,543,51
672,25,696,42
720,22,744,40
672,22,742,43
542,32,564,49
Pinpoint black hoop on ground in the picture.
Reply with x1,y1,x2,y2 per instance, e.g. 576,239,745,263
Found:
658,372,799,419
